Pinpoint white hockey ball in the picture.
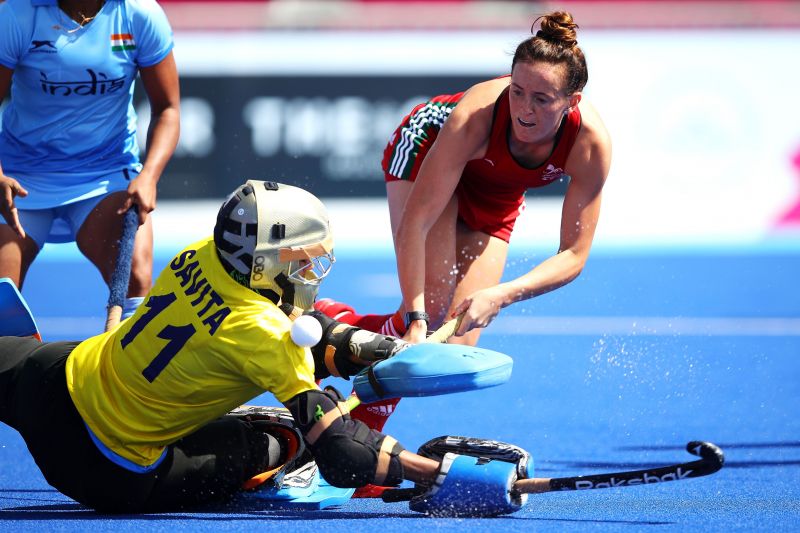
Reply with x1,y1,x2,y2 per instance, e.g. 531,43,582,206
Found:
290,315,323,347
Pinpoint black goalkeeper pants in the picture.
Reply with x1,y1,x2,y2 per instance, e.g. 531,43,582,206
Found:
0,336,279,513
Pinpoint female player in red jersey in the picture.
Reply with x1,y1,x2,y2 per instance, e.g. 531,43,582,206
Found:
316,11,612,433
321,11,611,344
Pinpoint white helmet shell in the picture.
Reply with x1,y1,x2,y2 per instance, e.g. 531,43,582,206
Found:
214,180,334,309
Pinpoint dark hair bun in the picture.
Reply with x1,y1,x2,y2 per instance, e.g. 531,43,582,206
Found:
533,11,579,48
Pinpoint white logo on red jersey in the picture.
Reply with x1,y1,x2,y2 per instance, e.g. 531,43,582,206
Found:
542,164,564,181
366,404,395,417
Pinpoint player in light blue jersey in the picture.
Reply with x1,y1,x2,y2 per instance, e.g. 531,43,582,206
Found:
0,0,180,319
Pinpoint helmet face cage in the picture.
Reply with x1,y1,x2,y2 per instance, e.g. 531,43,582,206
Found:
287,254,335,286
214,180,334,308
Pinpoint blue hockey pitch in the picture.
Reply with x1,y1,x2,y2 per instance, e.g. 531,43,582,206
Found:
1,240,798,532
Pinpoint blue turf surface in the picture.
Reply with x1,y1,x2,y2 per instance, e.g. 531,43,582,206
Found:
1,241,799,531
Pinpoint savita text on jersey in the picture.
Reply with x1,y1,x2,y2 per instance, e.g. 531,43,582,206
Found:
170,250,231,336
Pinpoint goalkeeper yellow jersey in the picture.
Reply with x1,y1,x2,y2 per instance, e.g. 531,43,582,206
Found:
65,237,317,466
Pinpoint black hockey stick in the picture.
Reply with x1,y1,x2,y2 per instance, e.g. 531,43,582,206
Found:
381,441,724,502
513,440,724,494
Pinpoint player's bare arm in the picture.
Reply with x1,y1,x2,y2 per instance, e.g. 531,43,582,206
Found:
120,52,181,224
0,66,27,238
498,99,612,306
394,80,503,342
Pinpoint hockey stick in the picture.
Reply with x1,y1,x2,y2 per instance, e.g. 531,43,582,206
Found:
425,314,464,343
104,206,138,331
512,440,724,493
381,441,724,502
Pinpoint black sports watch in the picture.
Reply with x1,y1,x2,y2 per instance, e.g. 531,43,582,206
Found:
404,311,431,329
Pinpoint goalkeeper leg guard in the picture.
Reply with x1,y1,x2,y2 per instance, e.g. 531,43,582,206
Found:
227,405,306,491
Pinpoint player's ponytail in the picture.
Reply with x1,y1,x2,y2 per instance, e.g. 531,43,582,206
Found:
513,11,588,94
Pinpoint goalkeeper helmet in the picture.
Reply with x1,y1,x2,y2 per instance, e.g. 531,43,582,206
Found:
214,180,334,310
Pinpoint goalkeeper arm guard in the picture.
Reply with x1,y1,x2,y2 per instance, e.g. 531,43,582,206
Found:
305,309,409,380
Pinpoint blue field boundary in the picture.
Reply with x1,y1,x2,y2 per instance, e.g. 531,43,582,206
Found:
3,237,800,530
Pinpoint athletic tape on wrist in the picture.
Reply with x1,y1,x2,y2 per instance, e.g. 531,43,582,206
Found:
409,453,523,517
121,297,145,320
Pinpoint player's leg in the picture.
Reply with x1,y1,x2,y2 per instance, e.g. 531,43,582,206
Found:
446,223,508,346
75,191,153,310
0,209,50,288
0,337,155,512
420,191,460,328
338,182,459,337
7,337,286,512
349,190,458,439
142,415,285,511
314,180,415,331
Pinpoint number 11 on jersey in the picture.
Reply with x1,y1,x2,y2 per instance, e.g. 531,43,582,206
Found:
120,293,197,383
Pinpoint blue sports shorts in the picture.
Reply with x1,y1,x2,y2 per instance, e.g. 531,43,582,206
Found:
3,194,108,249
1,169,135,248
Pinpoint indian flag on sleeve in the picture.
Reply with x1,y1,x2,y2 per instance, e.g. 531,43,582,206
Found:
111,34,135,52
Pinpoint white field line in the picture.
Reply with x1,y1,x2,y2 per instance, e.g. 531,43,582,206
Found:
489,316,800,336
36,316,800,338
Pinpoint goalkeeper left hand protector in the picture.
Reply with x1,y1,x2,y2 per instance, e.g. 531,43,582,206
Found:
405,435,533,517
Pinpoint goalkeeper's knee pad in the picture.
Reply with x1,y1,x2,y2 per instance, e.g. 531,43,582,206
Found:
284,387,405,488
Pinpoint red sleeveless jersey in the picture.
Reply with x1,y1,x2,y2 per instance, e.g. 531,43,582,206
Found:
458,88,582,242
382,86,582,242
